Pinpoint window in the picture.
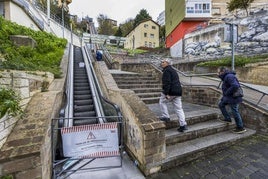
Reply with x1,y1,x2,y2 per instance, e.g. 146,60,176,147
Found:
150,34,154,38
144,33,147,37
194,3,210,13
144,24,148,28
152,26,156,30
203,3,210,13
145,41,147,47
212,8,221,15
149,42,152,47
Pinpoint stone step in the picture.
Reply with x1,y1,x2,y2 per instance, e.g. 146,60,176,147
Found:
113,76,156,81
165,108,222,128
165,120,236,145
115,80,159,85
160,128,256,171
112,73,153,78
117,83,161,89
141,97,160,104
136,92,160,98
132,88,162,93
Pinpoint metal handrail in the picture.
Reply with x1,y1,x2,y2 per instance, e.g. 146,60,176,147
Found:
83,45,123,123
148,57,268,111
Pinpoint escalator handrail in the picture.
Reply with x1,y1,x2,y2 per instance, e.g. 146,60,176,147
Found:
83,45,123,123
81,47,105,123
64,44,74,127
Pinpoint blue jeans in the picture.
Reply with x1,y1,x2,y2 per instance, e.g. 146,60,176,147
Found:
218,101,244,129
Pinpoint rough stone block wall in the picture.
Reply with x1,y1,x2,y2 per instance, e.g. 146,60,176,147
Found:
182,86,268,134
240,103,268,134
121,63,161,79
183,86,222,108
0,71,52,151
0,114,18,149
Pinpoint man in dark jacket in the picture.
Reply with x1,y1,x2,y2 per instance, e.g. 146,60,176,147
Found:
159,58,187,132
218,66,246,134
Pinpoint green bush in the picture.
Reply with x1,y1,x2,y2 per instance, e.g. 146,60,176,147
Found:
0,87,22,118
0,16,67,77
197,55,268,67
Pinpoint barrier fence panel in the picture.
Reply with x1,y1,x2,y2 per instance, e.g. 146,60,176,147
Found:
51,117,123,179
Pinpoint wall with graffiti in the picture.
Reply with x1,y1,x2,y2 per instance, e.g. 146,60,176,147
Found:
183,9,268,60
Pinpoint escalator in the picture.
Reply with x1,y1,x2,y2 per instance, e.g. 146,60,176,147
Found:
72,46,98,125
52,44,124,178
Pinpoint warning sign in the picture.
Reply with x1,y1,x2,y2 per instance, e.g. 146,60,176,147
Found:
61,123,119,158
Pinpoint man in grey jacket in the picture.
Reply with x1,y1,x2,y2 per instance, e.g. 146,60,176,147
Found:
159,58,187,132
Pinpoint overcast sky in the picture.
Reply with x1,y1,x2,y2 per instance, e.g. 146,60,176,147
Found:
68,0,165,25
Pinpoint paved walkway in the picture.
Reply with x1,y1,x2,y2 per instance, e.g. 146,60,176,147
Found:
147,134,268,179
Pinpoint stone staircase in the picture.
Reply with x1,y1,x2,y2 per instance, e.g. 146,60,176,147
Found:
112,73,161,104
111,71,256,170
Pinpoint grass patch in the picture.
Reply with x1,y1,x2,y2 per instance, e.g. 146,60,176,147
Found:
0,16,67,77
197,54,268,67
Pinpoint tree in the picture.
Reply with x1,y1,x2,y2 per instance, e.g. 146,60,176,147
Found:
119,19,135,37
97,14,116,35
114,26,123,37
133,9,152,27
159,25,166,48
227,0,254,16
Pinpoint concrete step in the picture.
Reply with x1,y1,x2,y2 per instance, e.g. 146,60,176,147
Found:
115,80,159,85
160,128,256,171
141,97,160,104
113,76,156,81
132,88,161,93
112,73,153,78
117,83,161,89
165,120,236,145
165,109,222,128
136,92,160,98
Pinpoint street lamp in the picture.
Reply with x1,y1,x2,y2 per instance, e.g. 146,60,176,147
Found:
62,0,65,38
223,19,238,71
47,0,50,32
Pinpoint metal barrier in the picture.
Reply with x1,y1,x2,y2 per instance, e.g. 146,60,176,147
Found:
52,44,125,178
51,117,123,179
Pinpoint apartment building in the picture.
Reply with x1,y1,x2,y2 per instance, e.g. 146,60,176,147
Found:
124,19,160,49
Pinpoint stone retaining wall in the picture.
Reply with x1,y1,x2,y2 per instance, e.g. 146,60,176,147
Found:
183,86,268,134
0,70,53,150
94,61,166,176
0,45,68,178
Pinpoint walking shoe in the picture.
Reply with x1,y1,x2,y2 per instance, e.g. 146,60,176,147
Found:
177,125,188,132
159,117,170,122
233,128,247,134
218,118,232,123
